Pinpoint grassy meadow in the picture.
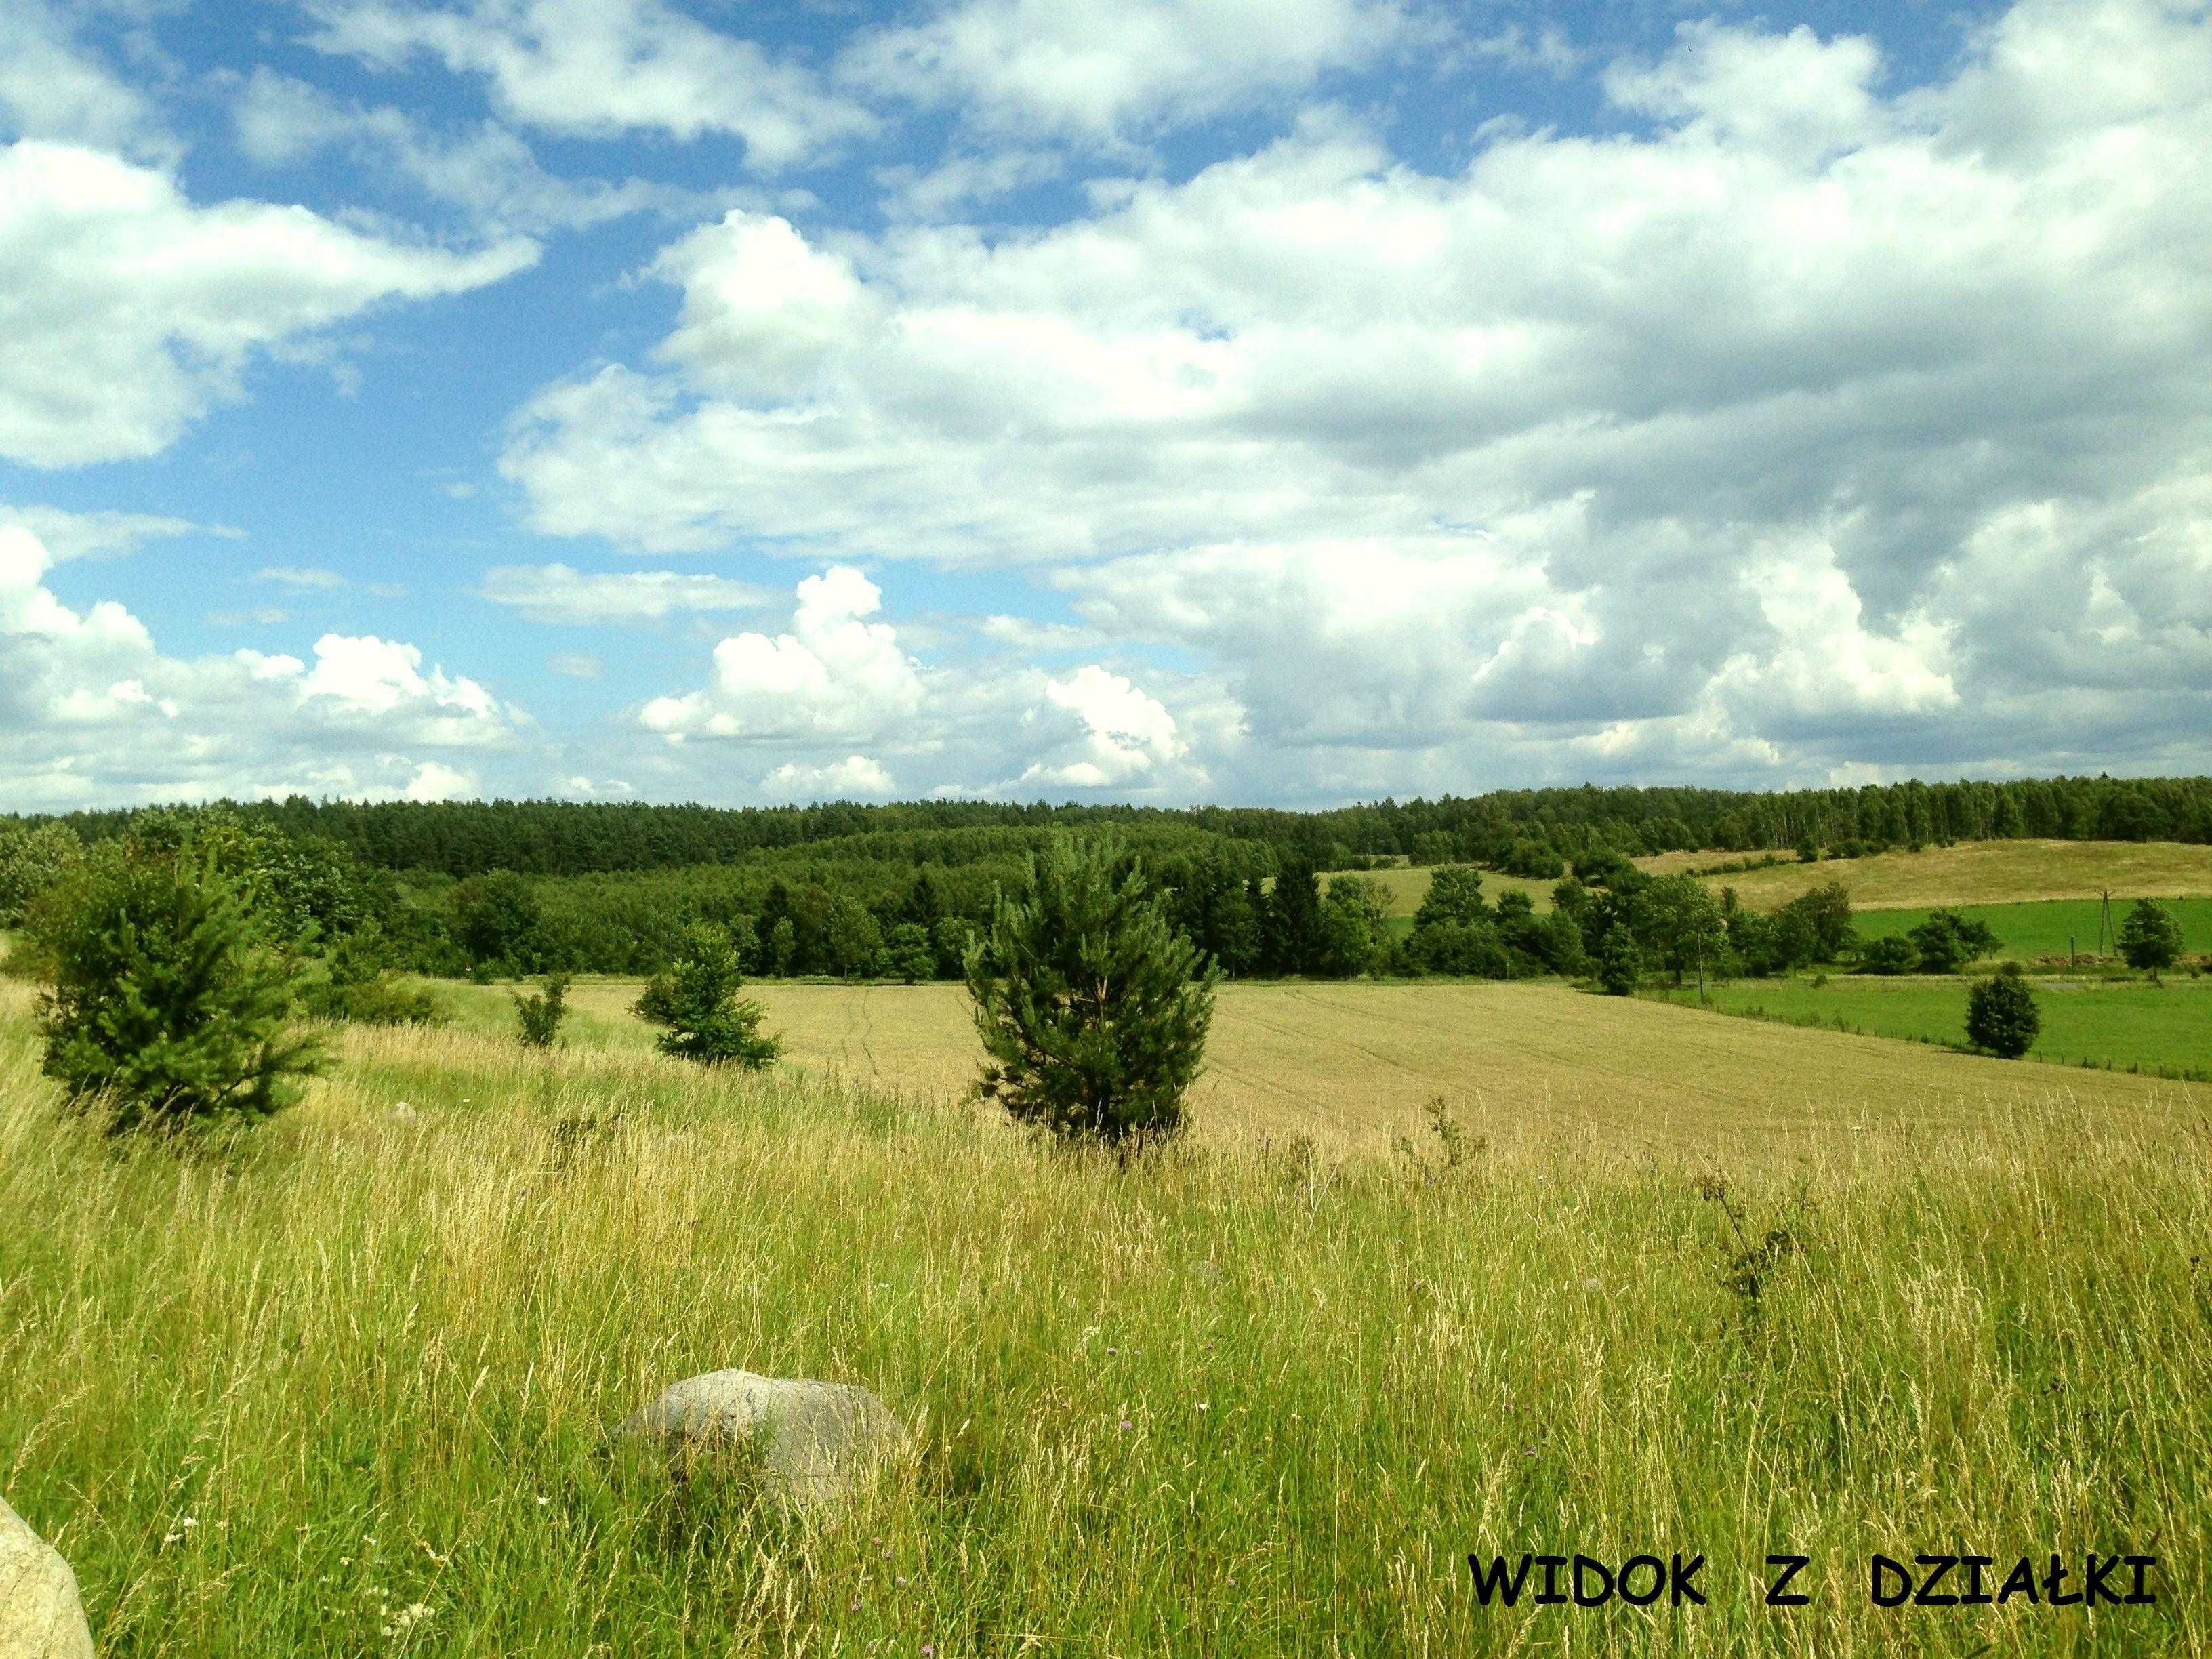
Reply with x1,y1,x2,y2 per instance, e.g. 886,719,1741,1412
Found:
4,975,2210,1656
1325,840,2212,947
1641,838,2212,911
1851,897,2211,963
1652,972,2212,1077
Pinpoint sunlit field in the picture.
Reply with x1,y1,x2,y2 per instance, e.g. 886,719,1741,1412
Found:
3,976,2207,1656
537,976,2203,1160
1851,897,2211,963
1640,838,2212,910
1652,972,2212,1078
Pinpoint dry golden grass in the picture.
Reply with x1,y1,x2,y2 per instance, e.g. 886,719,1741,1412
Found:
7,981,2211,1654
558,977,2203,1163
1639,838,2212,910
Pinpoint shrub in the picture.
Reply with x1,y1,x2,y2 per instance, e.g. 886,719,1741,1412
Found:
28,846,322,1132
1408,919,1511,979
1498,838,1565,880
0,819,84,926
964,834,1218,1146
1597,928,1642,996
2116,899,2183,972
1860,935,1919,975
1771,882,1857,963
1911,908,2000,972
300,930,444,1026
635,924,780,1067
1965,966,2040,1059
883,922,937,983
512,973,572,1048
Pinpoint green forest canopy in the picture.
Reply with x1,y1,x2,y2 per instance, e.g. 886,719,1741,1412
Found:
26,773,2212,880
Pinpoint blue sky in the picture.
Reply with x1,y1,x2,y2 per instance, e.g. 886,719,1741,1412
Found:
3,0,2209,809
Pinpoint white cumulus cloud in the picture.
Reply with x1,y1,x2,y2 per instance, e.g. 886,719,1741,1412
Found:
503,0,2212,790
0,523,524,808
304,0,875,167
0,140,536,468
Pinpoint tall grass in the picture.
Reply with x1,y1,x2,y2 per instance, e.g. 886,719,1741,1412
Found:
1,985,2206,1656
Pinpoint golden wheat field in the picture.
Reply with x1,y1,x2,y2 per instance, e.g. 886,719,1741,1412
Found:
540,977,2205,1162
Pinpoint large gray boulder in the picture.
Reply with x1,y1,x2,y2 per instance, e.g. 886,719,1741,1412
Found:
616,1370,905,1508
0,1495,95,1659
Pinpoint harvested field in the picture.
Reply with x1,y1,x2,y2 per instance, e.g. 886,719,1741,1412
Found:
1640,838,2212,909
555,977,2205,1161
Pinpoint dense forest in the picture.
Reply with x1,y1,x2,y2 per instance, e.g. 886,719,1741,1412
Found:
4,773,2206,986
36,772,2212,877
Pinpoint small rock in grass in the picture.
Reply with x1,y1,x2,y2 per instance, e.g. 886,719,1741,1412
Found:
616,1370,905,1509
0,1494,96,1659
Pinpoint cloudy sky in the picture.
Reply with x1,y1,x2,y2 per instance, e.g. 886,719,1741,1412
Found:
3,0,2208,810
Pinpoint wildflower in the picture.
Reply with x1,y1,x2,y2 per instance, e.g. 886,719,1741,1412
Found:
1118,1419,1132,1431
536,1496,551,1507
380,1602,432,1637
1197,1402,1210,1412
180,1517,198,1529
922,1645,935,1656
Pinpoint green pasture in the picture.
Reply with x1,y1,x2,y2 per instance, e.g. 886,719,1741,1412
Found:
1849,896,2211,962
1654,972,2212,1078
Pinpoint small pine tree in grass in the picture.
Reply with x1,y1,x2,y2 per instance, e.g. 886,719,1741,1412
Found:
634,924,779,1067
964,834,1219,1147
1966,964,2040,1059
512,972,571,1048
2116,899,2183,972
28,848,323,1132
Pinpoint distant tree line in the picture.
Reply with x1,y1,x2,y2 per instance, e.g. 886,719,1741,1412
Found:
23,772,2211,884
6,774,2205,987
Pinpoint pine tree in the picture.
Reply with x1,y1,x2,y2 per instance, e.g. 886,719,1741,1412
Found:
29,846,323,1132
634,924,780,1067
965,834,1219,1146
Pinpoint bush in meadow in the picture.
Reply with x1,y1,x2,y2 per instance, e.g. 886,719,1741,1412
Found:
1860,935,1920,976
301,929,444,1026
1965,964,2040,1059
635,924,780,1068
512,972,572,1048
